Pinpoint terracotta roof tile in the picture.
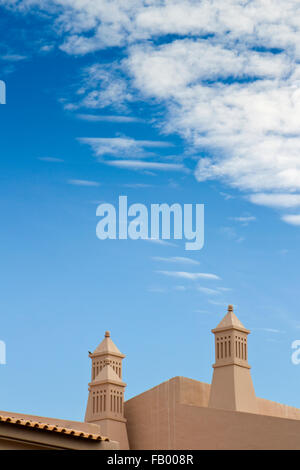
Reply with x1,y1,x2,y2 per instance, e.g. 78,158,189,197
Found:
0,415,109,441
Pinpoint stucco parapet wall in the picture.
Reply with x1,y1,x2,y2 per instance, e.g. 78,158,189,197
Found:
174,403,300,449
125,376,300,449
125,376,300,421
257,397,300,421
125,376,211,409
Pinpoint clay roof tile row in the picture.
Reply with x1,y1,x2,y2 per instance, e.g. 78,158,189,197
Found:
0,415,109,441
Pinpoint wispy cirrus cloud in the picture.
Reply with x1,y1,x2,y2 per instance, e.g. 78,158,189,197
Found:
122,183,153,188
220,226,244,243
252,327,285,334
197,286,220,295
153,256,200,265
106,160,187,172
67,179,100,187
78,137,173,159
38,157,64,163
76,114,143,123
173,285,187,291
78,136,186,172
1,54,28,62
157,271,220,281
196,285,231,296
229,216,256,226
144,238,177,247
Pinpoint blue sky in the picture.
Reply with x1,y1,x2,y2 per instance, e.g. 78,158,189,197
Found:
1,0,300,421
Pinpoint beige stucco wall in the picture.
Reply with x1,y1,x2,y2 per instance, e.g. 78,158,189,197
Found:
0,438,52,450
125,376,300,449
174,404,300,450
257,397,300,420
89,417,129,450
134,376,300,420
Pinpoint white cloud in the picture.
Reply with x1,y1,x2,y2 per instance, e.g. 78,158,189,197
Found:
127,40,291,98
249,193,300,208
106,160,187,172
173,285,187,291
5,0,300,214
281,214,300,225
220,226,244,243
152,256,200,265
124,14,300,208
76,114,143,123
197,286,220,295
253,327,284,334
230,216,256,224
79,136,173,159
262,328,283,334
78,136,186,172
8,0,300,58
64,103,79,111
220,192,234,200
38,157,64,162
40,44,54,53
123,183,153,188
1,54,28,62
144,238,177,247
79,64,132,110
157,270,220,280
67,179,100,186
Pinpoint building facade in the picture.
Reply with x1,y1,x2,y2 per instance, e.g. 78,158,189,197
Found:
125,306,300,449
2,305,300,449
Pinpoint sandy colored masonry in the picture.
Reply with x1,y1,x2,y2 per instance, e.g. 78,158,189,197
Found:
2,304,300,449
124,305,300,449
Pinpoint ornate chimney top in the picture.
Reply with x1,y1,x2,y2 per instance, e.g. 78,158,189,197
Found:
85,331,129,449
209,304,257,413
212,304,249,334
